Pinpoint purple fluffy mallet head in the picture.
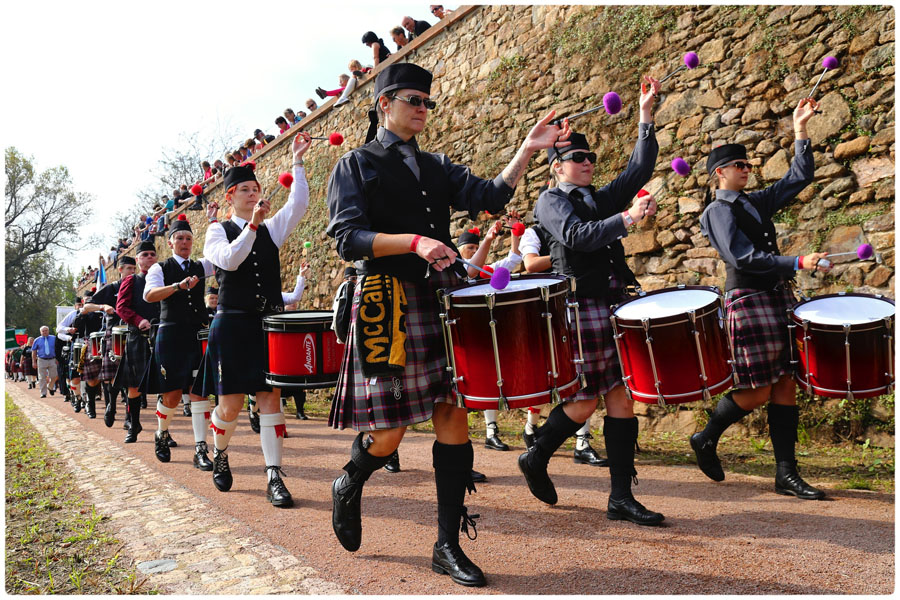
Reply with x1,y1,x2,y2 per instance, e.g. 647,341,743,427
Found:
857,243,874,260
490,266,511,290
684,52,700,69
603,92,622,115
822,56,839,70
671,157,691,176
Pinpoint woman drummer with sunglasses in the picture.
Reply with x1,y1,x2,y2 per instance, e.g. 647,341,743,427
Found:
527,75,665,525
692,97,830,500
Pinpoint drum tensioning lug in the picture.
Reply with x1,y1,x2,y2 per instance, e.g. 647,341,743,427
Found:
702,387,712,403
843,323,853,399
884,316,894,389
786,316,797,369
550,386,562,405
542,311,559,380
567,276,577,294
567,300,587,370
486,299,507,407
640,318,665,407
688,309,710,386
801,320,812,394
579,372,588,389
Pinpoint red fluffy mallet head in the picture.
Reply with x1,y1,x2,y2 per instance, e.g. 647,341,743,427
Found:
511,222,526,236
468,227,481,237
242,160,257,171
278,172,294,188
190,184,203,196
177,214,187,221
637,189,649,198
478,264,495,279
329,132,344,146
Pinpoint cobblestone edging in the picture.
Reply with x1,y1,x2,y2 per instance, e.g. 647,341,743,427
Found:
8,385,345,595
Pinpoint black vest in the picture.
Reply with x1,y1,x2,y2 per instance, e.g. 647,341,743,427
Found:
127,273,160,323
92,280,123,330
74,310,103,338
217,221,283,312
545,188,636,299
721,198,784,291
352,142,465,281
159,257,208,326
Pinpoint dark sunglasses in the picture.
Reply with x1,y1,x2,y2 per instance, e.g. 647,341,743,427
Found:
392,94,437,110
726,161,753,170
560,151,597,164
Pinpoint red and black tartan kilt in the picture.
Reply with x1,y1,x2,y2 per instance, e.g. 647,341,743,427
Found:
22,356,37,377
113,327,152,390
567,294,624,402
99,328,119,381
329,268,461,432
726,284,795,389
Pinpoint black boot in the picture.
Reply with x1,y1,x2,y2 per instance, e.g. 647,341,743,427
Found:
266,466,294,507
86,383,99,418
605,416,664,526
332,433,392,552
573,433,608,466
182,399,191,417
690,393,751,482
768,404,825,499
518,404,583,505
212,448,233,491
104,390,116,427
383,450,401,473
154,430,173,462
248,407,260,434
523,424,539,450
74,392,83,413
124,397,142,443
140,394,147,409
432,440,485,587
315,86,327,99
295,391,308,420
484,422,509,451
193,441,213,471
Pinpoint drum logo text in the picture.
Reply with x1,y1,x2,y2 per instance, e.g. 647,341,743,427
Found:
303,334,316,374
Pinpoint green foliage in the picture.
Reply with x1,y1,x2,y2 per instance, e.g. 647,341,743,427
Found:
772,206,798,228
834,5,880,36
487,54,528,91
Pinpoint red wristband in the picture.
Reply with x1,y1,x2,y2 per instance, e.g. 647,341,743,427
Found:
410,234,422,252
248,223,258,232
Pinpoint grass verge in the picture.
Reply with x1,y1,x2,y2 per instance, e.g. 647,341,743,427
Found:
5,393,157,594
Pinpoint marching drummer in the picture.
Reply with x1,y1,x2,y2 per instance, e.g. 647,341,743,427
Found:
82,255,136,427
205,286,219,321
71,292,105,418
142,214,216,470
201,131,311,508
325,62,569,586
114,241,160,443
692,97,829,500
527,75,664,525
519,209,607,468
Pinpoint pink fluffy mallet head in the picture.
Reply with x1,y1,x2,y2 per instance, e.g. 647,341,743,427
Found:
684,52,700,69
808,55,840,100
490,266,511,290
671,157,691,176
856,243,874,260
602,92,622,115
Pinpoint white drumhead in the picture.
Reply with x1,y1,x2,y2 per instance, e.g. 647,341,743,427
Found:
448,278,562,297
794,295,895,325
614,289,720,319
271,311,333,321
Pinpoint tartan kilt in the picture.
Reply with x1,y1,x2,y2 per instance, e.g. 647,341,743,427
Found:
113,326,152,390
99,329,119,381
146,322,203,394
726,284,795,389
82,354,102,381
568,294,623,402
329,268,460,432
204,311,271,396
23,357,37,376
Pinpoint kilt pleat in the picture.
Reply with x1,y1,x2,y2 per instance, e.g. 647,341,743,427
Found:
726,285,795,389
145,323,203,394
113,327,152,390
206,311,271,396
329,268,461,431
567,294,623,402
99,329,120,381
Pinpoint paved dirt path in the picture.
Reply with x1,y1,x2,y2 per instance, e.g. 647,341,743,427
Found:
8,381,894,594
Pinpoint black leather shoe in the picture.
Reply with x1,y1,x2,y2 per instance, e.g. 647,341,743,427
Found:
470,469,486,483
124,420,141,443
167,435,177,448
523,425,539,450
212,449,233,492
193,441,213,471
104,401,116,427
141,397,147,409
40,394,47,398
573,444,608,467
266,467,294,507
295,405,308,420
86,397,96,419
431,542,486,587
183,403,191,417
74,395,83,413
154,431,172,462
775,461,826,500
484,435,509,451
517,450,557,505
607,496,665,526
248,409,260,434
332,474,363,551
49,389,55,396
315,87,327,99
383,450,401,473
690,432,725,482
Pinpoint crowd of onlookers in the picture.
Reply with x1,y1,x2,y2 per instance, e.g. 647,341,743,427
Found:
75,6,454,291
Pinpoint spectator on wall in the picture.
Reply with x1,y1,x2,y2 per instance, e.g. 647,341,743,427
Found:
361,31,391,65
390,26,409,51
401,15,431,39
201,160,213,181
253,129,268,150
284,108,302,125
296,109,308,120
276,115,291,134
213,159,225,175
430,5,452,19
334,73,359,107
316,74,350,99
305,99,318,112
348,59,373,77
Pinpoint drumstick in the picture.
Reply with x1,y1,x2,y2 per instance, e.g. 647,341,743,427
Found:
816,243,874,269
453,258,511,290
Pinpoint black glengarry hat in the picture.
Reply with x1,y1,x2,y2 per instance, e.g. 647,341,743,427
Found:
169,214,192,236
343,266,357,279
137,241,156,254
119,255,136,266
707,143,747,177
223,164,258,192
547,132,590,164
457,227,481,247
206,286,219,295
374,63,432,99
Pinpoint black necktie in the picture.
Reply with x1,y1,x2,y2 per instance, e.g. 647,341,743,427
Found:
396,143,420,181
183,259,190,272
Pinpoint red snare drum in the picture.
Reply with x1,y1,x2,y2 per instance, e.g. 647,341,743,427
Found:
611,286,732,405
440,274,583,410
197,327,209,355
263,311,344,390
89,331,104,359
111,326,128,359
789,293,895,399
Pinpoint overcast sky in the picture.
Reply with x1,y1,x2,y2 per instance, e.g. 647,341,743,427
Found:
3,0,442,274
